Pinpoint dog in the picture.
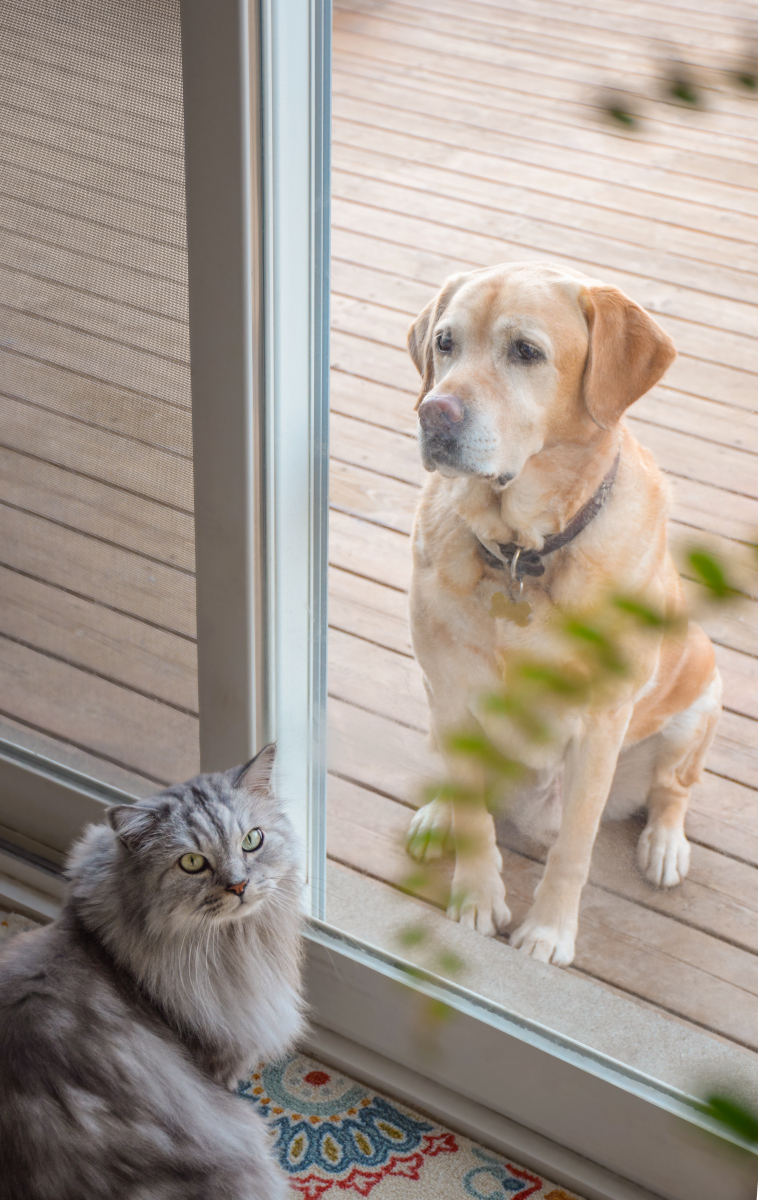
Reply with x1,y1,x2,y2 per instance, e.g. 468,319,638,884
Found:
404,261,721,967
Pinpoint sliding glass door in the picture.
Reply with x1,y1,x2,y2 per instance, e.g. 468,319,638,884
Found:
1,3,756,1196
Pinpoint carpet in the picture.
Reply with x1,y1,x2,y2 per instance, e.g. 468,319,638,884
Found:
240,1052,584,1199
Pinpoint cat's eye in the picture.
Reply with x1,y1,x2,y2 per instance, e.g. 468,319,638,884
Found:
242,828,264,853
179,852,208,874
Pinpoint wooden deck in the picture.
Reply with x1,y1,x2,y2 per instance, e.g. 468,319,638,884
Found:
326,0,758,1055
0,0,757,1054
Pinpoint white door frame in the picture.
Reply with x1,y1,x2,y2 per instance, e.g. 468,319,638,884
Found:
180,0,330,916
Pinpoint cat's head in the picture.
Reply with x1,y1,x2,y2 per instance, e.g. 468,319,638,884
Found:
75,745,300,934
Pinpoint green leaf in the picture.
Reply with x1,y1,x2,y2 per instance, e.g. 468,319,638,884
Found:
670,80,700,105
422,781,478,805
609,106,636,127
563,619,627,674
516,663,589,698
687,550,732,599
425,998,454,1023
701,1093,758,1144
445,732,522,777
613,596,669,627
403,872,430,893
398,926,426,948
437,950,464,975
481,693,551,741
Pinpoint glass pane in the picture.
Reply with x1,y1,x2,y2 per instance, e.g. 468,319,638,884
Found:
327,0,758,1097
0,0,198,801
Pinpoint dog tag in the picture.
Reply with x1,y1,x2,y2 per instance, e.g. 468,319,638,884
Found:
490,591,532,626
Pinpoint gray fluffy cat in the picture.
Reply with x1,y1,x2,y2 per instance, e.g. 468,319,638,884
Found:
0,745,304,1200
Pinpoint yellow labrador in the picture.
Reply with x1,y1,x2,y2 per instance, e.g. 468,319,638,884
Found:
405,262,721,967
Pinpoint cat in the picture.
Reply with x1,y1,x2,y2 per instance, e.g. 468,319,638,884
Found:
0,744,304,1200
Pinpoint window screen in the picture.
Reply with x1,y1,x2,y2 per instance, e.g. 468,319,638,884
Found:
0,0,198,794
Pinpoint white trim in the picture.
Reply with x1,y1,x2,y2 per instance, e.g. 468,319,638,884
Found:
260,0,331,917
0,847,62,923
180,0,330,913
302,1024,663,1200
0,741,127,858
304,929,758,1200
0,1,331,915
180,0,268,770
325,860,758,1100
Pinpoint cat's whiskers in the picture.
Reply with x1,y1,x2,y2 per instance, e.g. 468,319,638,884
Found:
202,913,213,996
173,909,200,1013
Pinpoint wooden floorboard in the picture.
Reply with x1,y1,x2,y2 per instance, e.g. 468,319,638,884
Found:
332,59,758,205
326,0,758,1053
0,0,756,1054
0,352,192,453
327,777,758,1053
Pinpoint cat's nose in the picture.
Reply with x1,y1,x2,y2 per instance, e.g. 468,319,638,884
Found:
226,879,247,896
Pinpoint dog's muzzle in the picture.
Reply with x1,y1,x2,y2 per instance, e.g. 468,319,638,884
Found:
418,393,467,470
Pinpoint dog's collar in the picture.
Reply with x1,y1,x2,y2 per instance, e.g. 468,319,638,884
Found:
475,452,621,580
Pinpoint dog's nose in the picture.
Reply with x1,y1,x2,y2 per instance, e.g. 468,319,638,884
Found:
226,879,247,896
418,394,464,432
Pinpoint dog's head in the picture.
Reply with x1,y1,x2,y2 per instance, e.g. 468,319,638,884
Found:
408,262,676,484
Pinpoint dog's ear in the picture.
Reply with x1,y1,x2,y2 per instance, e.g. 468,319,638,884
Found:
407,274,466,410
580,284,676,429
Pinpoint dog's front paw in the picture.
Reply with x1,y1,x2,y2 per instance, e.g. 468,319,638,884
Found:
448,862,511,937
406,798,453,861
637,822,690,888
510,914,576,966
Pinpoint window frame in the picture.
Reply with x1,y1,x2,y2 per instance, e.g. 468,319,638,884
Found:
180,0,330,915
0,3,754,1196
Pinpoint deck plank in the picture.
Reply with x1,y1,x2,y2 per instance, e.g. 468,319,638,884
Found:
332,19,758,185
0,444,194,570
0,162,186,258
0,351,192,453
0,392,193,508
0,634,198,784
0,303,190,407
332,60,758,216
0,565,198,713
327,777,758,1051
333,122,758,284
0,504,196,637
0,246,188,352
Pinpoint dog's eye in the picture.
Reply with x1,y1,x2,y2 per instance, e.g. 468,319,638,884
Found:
179,852,208,874
515,340,542,362
435,331,453,353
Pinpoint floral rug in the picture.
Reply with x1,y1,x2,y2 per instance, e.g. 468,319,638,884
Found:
239,1053,583,1199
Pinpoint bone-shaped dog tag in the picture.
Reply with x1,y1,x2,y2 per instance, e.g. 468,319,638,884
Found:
490,591,532,626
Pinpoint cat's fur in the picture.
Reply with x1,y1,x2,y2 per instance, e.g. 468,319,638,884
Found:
0,744,304,1200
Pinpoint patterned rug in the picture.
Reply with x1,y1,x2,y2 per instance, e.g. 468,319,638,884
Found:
239,1053,583,1199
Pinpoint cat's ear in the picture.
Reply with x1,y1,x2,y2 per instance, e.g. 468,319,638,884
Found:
106,803,158,851
234,743,276,794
